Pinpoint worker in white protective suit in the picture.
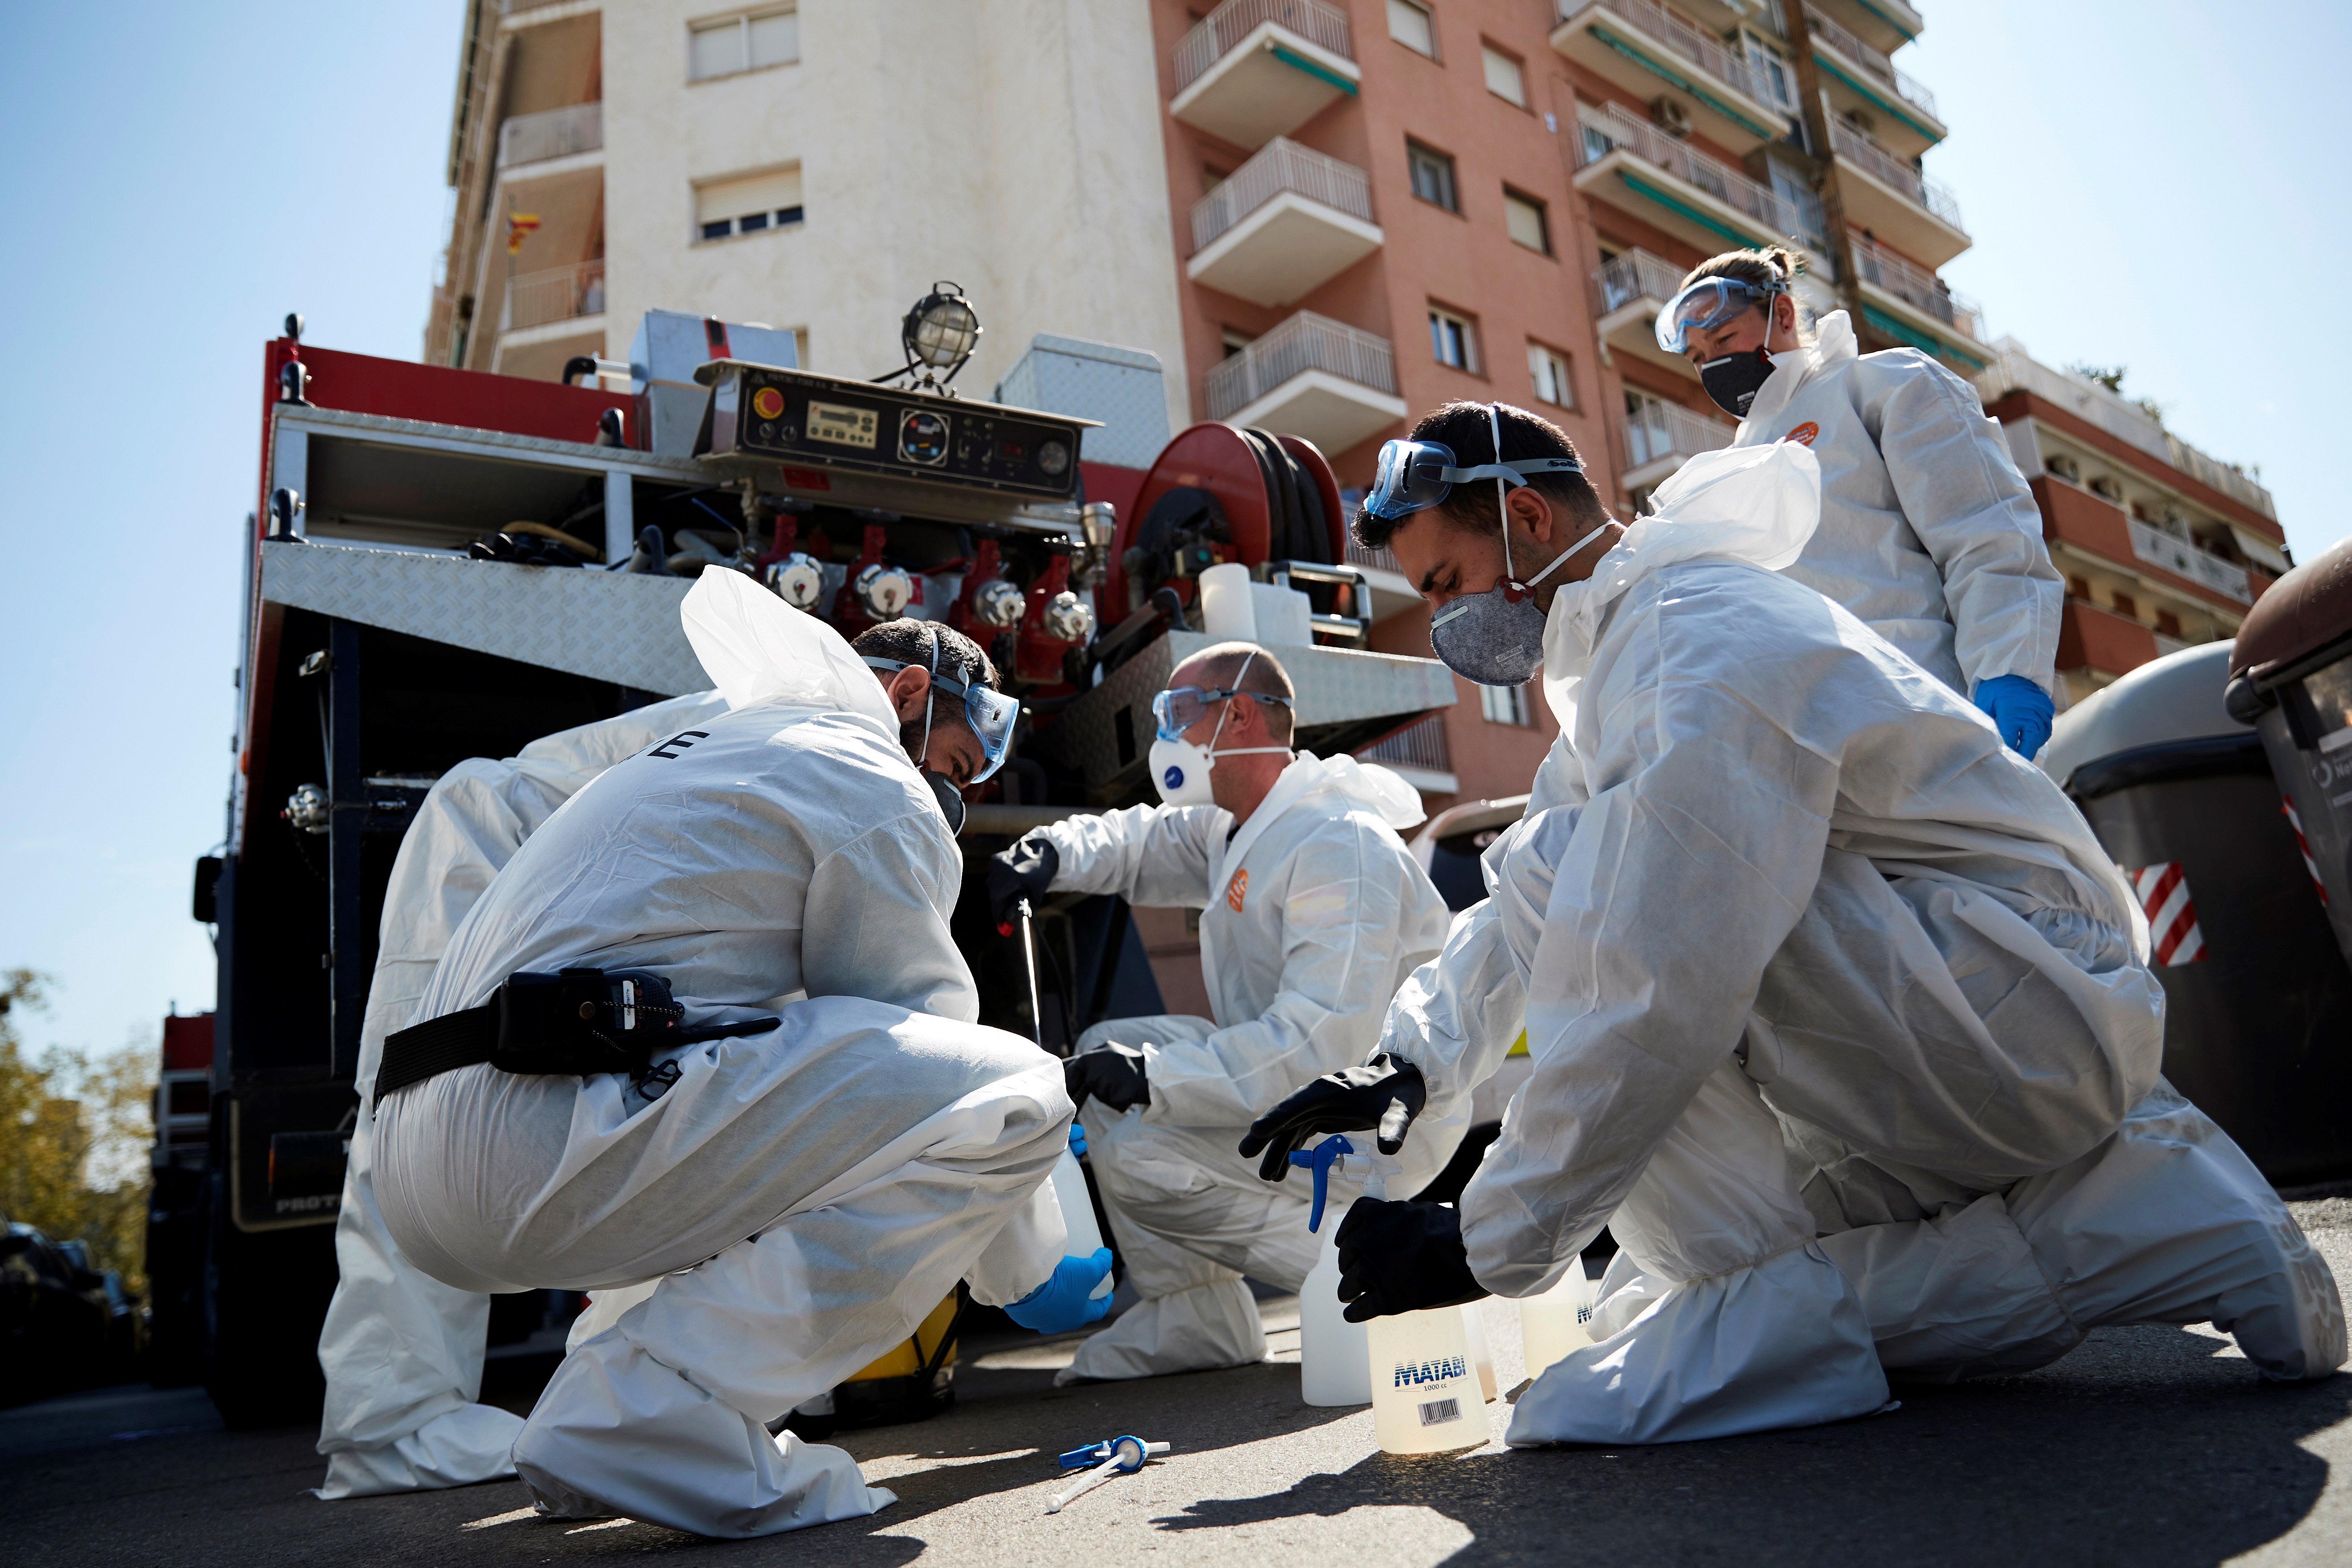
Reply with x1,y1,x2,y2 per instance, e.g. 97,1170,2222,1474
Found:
984,641,1457,1383
1660,246,2064,759
1245,400,2344,1446
315,688,729,1499
371,572,1109,1538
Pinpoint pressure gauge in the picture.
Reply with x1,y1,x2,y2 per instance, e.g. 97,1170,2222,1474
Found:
1037,438,1071,477
974,577,1027,629
854,561,917,622
764,552,826,613
1042,590,1094,644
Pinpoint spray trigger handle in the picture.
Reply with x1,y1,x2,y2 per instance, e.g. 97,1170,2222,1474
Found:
1288,1134,1353,1233
1057,1435,1166,1470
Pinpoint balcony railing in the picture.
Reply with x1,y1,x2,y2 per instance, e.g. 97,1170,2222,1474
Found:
1192,137,1373,253
501,259,605,332
1205,310,1395,421
1343,534,1401,576
1828,119,1962,229
1362,715,1451,774
2127,516,2253,604
1576,103,1818,247
498,101,603,168
1803,6,1938,122
1849,234,1981,338
1593,248,1687,317
1977,345,2277,519
1556,0,1782,112
1174,0,1353,94
1624,400,1734,471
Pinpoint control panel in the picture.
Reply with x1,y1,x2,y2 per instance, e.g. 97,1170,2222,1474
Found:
696,362,1094,502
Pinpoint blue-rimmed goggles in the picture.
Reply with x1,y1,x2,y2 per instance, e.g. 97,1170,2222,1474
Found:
1151,683,1293,743
862,629,1020,783
1655,275,1786,354
1361,439,1582,522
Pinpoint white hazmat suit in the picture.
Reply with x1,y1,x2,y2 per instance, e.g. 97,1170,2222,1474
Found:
374,571,1073,1537
1039,751,1455,1381
1380,441,2342,1445
315,688,729,1499
1731,309,2061,697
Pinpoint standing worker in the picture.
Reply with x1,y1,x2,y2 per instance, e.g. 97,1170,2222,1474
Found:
370,574,1108,1538
1660,246,2062,758
986,642,1455,1383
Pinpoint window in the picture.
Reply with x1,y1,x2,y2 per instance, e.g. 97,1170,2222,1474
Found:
2111,591,2138,619
1221,328,1257,359
1407,140,1457,212
1387,0,1435,56
1480,683,1533,726
2155,609,2182,638
1739,31,1792,110
1429,306,1477,372
1503,187,1549,254
1527,342,1575,409
690,7,799,82
1203,164,1230,192
1624,388,1672,467
696,166,804,241
2067,575,2091,600
1481,44,1525,105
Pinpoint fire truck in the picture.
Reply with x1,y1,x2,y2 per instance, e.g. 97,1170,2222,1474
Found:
151,296,1453,1426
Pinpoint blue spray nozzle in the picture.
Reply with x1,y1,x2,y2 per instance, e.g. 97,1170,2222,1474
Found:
1057,1435,1157,1471
1287,1134,1354,1233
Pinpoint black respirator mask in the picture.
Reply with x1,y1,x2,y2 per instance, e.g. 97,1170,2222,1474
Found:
1698,344,1778,419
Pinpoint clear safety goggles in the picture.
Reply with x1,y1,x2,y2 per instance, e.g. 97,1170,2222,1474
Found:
1361,436,1582,521
862,637,1021,783
1654,275,1785,355
1151,684,1294,743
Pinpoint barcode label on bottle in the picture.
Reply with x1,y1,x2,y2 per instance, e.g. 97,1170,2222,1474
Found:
1418,1397,1462,1427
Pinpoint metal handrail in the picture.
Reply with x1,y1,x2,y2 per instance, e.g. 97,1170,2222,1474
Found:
1575,103,1817,247
1623,400,1734,471
498,100,602,168
1593,248,1687,316
1205,310,1395,421
1192,137,1374,253
1557,0,1779,111
1802,5,1939,121
1174,0,1353,94
1828,119,1963,230
500,259,605,332
1362,715,1451,772
1849,234,1979,338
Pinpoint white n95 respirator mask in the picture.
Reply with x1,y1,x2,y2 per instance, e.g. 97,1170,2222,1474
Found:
1148,651,1293,807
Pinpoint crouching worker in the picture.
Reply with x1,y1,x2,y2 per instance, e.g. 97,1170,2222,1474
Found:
1246,402,2344,1447
987,641,1455,1383
371,572,1108,1538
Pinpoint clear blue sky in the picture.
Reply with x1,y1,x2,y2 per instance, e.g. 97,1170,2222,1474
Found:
0,0,2342,1060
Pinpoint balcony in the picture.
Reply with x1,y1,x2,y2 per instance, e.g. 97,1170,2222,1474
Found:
1622,398,1735,489
1591,248,1700,381
2058,598,2160,681
1809,0,1923,60
1574,103,1820,256
1804,6,1944,156
500,259,605,334
1550,0,1793,154
1205,310,1406,457
2128,517,2252,605
497,101,602,170
1361,715,1458,796
2033,476,2255,617
1188,138,1382,308
1171,0,1359,151
1828,120,1967,267
1848,234,1984,371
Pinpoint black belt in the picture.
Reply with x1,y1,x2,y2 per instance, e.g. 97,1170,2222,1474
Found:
376,967,777,1102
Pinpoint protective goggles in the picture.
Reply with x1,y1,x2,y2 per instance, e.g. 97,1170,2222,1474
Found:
1655,275,1785,354
1151,684,1294,743
1362,438,1582,521
862,633,1021,783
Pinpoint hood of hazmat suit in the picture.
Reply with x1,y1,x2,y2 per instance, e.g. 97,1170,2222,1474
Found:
371,571,1073,1537
1731,310,2061,697
316,687,730,1500
1038,750,1459,1383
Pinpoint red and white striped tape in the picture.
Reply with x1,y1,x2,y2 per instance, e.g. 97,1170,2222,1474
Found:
2282,797,2330,906
2129,861,2205,966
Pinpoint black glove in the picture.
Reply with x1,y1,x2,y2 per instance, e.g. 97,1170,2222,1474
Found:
1237,1053,1427,1181
987,833,1060,928
1065,1043,1149,1114
1334,1197,1486,1323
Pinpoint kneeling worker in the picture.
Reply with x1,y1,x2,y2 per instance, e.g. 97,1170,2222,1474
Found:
1247,403,2343,1444
988,641,1454,1382
371,573,1109,1538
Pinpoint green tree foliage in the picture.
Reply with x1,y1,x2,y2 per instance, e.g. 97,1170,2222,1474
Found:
0,971,156,1297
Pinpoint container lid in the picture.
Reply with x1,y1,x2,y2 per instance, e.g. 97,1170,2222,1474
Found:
2040,640,2241,792
2231,534,2352,685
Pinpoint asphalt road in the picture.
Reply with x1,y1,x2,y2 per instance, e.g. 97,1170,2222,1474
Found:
9,1194,2350,1568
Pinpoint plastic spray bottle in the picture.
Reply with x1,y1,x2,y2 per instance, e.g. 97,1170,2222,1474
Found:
1360,1161,1491,1454
1518,1262,1597,1378
1292,1137,1370,1406
1050,1134,1115,1301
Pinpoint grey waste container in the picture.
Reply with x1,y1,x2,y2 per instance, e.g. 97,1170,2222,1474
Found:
2044,640,2352,1184
2225,532,2352,967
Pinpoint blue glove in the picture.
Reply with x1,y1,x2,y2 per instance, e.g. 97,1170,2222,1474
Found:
1005,1248,1115,1334
1973,675,2054,761
1068,1121,1088,1159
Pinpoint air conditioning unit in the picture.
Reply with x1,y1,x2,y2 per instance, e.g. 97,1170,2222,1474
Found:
1650,96,1692,138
